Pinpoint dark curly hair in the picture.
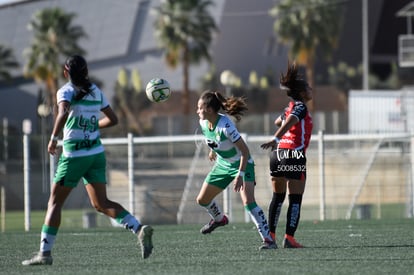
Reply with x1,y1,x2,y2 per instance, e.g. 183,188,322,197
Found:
199,90,248,122
279,62,309,101
64,55,93,100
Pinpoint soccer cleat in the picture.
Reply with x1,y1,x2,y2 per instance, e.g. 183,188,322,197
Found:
283,234,304,248
137,225,154,259
259,238,278,250
22,252,53,266
270,232,276,241
200,215,229,234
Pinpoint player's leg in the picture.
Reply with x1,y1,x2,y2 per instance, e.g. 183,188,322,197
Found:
283,178,306,248
22,155,77,266
85,182,153,258
42,184,73,248
240,180,276,249
85,183,138,229
268,176,287,241
197,182,228,234
83,152,144,234
197,163,233,234
268,150,288,241
84,151,153,259
22,184,73,265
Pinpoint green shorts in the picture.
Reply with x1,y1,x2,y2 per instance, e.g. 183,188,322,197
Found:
53,152,107,187
205,160,255,189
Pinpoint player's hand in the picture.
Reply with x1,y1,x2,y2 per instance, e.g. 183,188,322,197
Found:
233,175,244,192
208,150,217,161
48,140,57,155
260,140,277,150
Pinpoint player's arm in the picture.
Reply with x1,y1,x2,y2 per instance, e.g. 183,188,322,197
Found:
260,114,298,150
274,115,283,127
274,114,298,139
48,101,70,155
233,137,249,192
275,109,287,127
100,105,118,129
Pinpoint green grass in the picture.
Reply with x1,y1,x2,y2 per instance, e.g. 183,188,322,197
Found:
0,213,413,275
2,210,114,232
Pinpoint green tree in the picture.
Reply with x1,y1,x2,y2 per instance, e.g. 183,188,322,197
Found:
24,7,87,117
0,45,19,82
328,61,363,93
112,68,149,136
152,0,218,130
270,0,343,110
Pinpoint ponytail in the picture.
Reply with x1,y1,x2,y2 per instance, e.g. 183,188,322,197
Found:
200,90,248,122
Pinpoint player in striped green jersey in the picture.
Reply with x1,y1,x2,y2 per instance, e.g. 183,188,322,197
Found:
196,91,276,250
22,55,153,266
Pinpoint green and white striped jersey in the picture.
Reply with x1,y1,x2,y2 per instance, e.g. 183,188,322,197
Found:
57,82,109,158
200,114,252,167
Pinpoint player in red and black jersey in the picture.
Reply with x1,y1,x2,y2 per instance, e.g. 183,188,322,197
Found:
277,101,312,151
261,62,313,248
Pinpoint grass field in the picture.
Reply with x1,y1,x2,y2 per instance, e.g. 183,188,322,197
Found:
0,211,413,275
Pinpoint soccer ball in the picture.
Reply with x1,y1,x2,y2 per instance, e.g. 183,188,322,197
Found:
145,78,171,103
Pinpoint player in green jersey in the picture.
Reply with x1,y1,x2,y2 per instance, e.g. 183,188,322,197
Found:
22,55,153,266
196,90,276,250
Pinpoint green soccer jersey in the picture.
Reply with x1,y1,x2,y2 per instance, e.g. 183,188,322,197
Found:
200,114,252,167
57,82,108,158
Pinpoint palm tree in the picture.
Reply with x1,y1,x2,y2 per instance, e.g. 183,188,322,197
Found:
152,0,218,128
270,0,343,110
24,7,87,117
112,68,147,136
0,45,19,82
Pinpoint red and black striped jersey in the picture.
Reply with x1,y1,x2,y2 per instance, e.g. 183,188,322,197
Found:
278,101,313,151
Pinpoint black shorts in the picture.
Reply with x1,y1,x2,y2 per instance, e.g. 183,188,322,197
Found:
269,149,307,180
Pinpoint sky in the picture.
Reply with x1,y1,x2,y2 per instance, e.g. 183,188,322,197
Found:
0,0,27,6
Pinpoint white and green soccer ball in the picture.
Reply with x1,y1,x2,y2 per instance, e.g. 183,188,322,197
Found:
145,78,171,103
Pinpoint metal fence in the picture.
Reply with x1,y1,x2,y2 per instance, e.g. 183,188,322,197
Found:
1,131,413,231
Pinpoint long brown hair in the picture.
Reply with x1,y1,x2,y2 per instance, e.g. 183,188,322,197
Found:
200,90,248,122
279,61,309,101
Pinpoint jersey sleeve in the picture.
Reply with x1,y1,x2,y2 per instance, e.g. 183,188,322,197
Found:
92,85,109,109
56,85,74,104
290,102,307,120
223,117,241,143
100,91,110,109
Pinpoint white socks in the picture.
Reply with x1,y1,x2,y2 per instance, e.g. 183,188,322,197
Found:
246,203,272,241
204,200,224,221
40,232,56,253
